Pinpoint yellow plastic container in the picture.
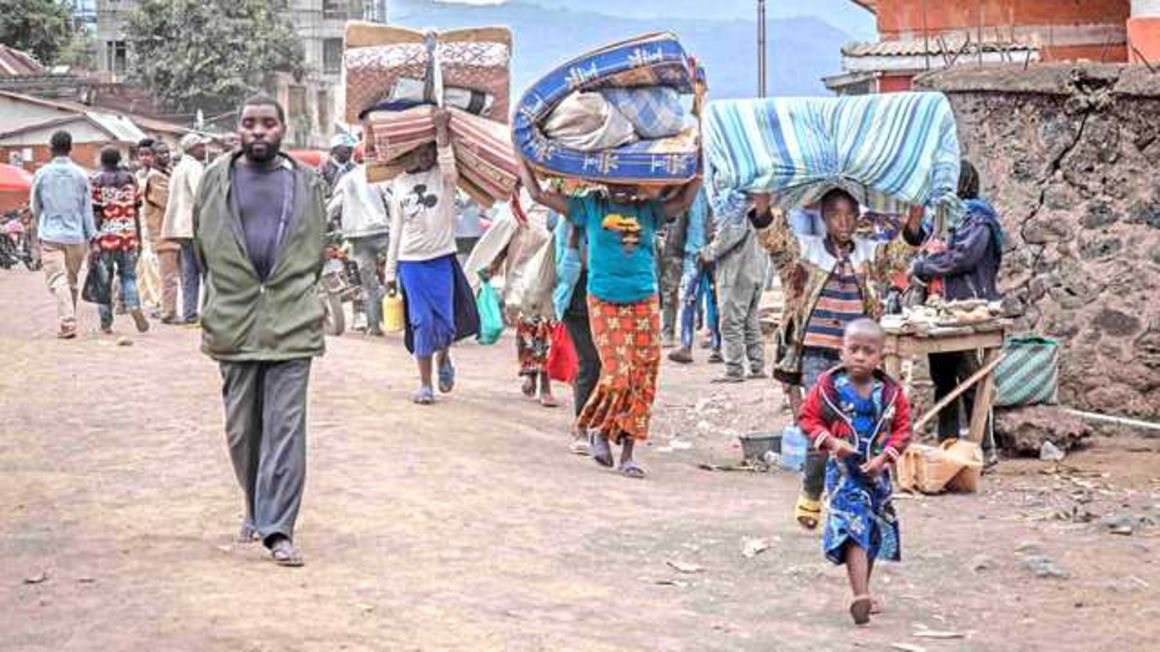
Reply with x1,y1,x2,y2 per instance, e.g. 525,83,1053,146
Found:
382,292,405,333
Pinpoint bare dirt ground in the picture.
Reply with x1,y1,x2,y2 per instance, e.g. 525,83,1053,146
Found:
2,268,1159,652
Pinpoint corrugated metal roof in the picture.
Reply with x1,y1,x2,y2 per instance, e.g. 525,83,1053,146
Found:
86,110,148,143
0,45,45,77
843,39,1037,58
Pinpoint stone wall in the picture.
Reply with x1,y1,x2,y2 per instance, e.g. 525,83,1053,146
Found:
917,64,1160,419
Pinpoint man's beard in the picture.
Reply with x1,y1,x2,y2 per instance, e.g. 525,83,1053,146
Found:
243,139,281,163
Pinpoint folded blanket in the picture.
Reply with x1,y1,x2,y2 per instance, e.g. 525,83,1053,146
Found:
702,92,962,218
388,78,496,116
543,92,638,152
364,105,518,208
601,87,686,139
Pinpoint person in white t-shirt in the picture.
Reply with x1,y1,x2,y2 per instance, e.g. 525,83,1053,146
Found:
384,108,463,404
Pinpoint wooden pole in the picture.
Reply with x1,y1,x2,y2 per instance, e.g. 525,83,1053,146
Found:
913,351,1006,432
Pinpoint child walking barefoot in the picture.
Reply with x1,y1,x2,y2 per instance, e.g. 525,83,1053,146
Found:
798,318,913,625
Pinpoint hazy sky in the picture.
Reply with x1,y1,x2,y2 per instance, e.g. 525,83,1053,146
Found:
430,0,878,40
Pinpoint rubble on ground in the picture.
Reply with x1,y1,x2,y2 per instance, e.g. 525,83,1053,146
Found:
995,405,1091,456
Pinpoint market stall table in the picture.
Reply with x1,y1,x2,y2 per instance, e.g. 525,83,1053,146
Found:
881,322,1007,444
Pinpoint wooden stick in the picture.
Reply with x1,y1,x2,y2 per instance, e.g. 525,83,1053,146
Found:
913,351,1006,432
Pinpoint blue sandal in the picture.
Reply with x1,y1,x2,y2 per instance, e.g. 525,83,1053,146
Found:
438,359,455,394
413,387,435,405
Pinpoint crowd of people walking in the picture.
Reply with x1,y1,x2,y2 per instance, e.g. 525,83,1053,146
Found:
25,86,1004,626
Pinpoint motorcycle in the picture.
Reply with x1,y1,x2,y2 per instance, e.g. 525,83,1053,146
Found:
319,229,364,336
0,210,40,271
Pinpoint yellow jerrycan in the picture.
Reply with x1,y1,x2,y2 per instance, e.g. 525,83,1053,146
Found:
382,291,405,333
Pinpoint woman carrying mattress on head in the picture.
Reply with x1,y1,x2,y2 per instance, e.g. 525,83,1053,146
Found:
519,158,701,479
385,108,471,405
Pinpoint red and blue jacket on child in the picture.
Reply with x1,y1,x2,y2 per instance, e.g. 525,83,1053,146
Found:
798,366,913,463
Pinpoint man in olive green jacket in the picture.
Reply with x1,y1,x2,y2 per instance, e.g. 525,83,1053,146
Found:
193,96,325,567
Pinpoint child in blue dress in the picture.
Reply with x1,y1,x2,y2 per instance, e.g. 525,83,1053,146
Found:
798,318,914,625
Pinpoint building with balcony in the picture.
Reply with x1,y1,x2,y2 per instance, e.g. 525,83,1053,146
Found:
91,0,387,146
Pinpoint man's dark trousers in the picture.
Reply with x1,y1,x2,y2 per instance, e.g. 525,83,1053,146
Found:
219,358,311,543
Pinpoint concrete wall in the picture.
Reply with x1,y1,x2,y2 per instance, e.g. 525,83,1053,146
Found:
877,0,1130,36
0,143,104,172
917,64,1160,418
1129,0,1160,63
876,0,1131,63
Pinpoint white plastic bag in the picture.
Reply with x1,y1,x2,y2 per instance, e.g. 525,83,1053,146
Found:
506,233,557,320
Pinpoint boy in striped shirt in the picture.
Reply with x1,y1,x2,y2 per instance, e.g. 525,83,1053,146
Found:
749,188,922,530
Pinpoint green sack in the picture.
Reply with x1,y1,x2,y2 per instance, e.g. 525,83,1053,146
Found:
476,280,504,345
994,335,1060,407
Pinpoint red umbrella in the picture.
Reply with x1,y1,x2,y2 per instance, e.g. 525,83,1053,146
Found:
286,150,326,168
0,163,34,212
0,163,33,193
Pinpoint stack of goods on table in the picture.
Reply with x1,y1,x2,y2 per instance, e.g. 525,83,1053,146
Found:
701,91,963,230
344,22,517,207
512,33,703,187
879,297,1009,337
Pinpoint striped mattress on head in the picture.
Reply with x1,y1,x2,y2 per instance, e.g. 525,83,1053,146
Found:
512,33,701,186
364,105,519,208
702,92,963,219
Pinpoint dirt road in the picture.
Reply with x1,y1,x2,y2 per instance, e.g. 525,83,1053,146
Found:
2,269,1158,651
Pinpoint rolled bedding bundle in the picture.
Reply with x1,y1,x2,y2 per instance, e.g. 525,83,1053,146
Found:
513,32,704,187
343,22,518,207
363,105,519,208
701,91,963,220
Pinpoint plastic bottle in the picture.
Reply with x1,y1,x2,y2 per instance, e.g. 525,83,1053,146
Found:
780,424,808,472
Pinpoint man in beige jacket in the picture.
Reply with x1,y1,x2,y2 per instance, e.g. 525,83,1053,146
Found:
161,133,207,324
139,141,172,316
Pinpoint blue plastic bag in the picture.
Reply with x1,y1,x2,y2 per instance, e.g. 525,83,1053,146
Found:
476,281,503,345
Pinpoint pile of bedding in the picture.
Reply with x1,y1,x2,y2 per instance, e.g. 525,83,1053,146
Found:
512,33,704,186
343,22,518,206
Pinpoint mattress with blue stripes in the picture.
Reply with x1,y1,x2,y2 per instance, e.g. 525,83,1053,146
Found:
512,33,701,186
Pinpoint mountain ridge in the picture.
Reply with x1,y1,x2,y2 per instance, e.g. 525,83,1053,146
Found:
390,0,855,99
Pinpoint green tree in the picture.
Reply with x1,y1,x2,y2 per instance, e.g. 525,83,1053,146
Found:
0,0,74,65
124,0,306,114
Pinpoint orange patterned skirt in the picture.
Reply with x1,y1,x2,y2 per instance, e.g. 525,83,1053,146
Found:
577,295,661,442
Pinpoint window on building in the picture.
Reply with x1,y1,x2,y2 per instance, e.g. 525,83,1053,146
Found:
323,0,353,20
323,38,344,75
105,40,127,76
288,85,308,118
317,90,331,135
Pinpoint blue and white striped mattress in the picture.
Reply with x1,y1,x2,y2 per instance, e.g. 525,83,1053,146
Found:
512,33,701,185
702,92,963,218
